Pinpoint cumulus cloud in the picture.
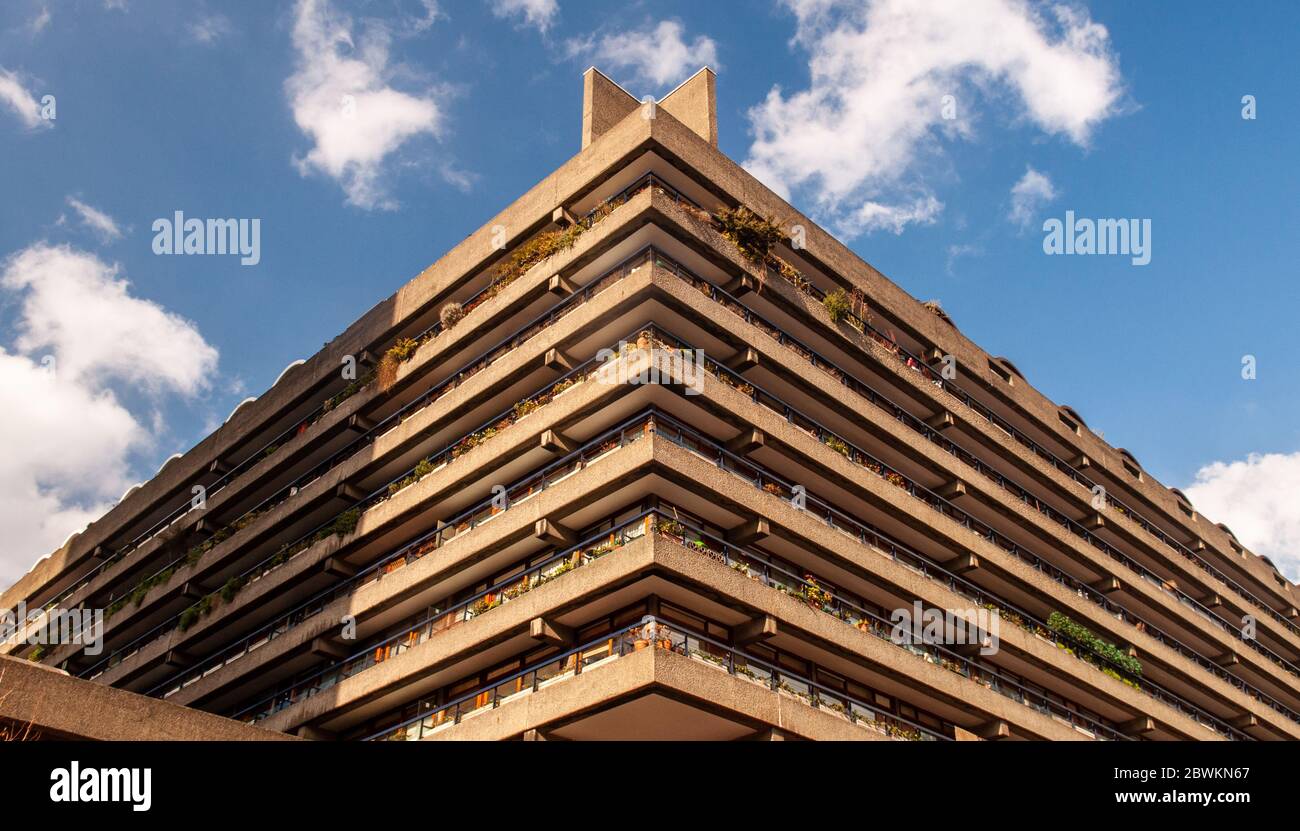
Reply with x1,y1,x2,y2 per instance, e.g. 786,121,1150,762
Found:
0,67,49,129
1183,452,1300,581
1009,166,1057,228
568,20,719,90
745,0,1124,239
65,196,123,242
0,244,219,588
490,0,558,33
286,0,443,210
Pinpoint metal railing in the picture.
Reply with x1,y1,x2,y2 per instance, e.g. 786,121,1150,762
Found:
75,247,1293,735
234,512,657,722
756,251,1300,642
363,617,948,742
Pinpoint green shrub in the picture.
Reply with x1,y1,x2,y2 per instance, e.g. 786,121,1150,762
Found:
220,575,246,603
1047,611,1142,677
178,606,200,632
495,225,585,285
823,288,851,323
714,206,784,263
332,508,360,538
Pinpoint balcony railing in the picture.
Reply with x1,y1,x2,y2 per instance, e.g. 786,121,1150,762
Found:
232,510,656,722
75,245,1293,733
81,400,662,681
752,245,1300,642
28,185,662,619
363,616,948,742
232,502,1128,741
78,249,652,628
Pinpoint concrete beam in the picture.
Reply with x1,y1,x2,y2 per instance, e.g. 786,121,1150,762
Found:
539,429,576,455
936,480,967,501
335,482,367,502
925,411,955,431
1213,651,1240,668
734,614,778,645
1071,454,1092,469
948,553,980,574
163,649,195,668
726,348,760,374
347,413,376,433
976,720,1011,740
1229,714,1258,730
534,518,577,546
551,206,577,228
310,637,347,661
193,519,218,537
726,518,769,545
547,273,575,296
953,639,993,657
544,347,574,372
1091,576,1123,595
321,557,357,578
722,274,756,297
1083,513,1105,531
1120,716,1156,736
297,724,337,741
530,616,574,647
725,429,765,455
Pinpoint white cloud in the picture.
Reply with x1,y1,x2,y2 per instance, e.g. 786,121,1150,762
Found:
66,196,123,242
0,67,49,129
29,4,52,34
745,0,1124,238
568,20,719,90
945,242,983,275
1183,452,1300,582
0,244,219,588
843,194,942,236
286,0,443,210
490,0,558,33
1009,166,1057,228
189,13,233,45
2,244,218,396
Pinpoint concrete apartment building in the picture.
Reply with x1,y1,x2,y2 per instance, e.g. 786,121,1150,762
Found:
4,68,1299,742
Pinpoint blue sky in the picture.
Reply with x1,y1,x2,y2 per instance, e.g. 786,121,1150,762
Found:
1,0,1297,584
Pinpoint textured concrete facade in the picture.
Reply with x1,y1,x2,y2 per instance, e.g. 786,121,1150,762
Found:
4,68,1297,742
